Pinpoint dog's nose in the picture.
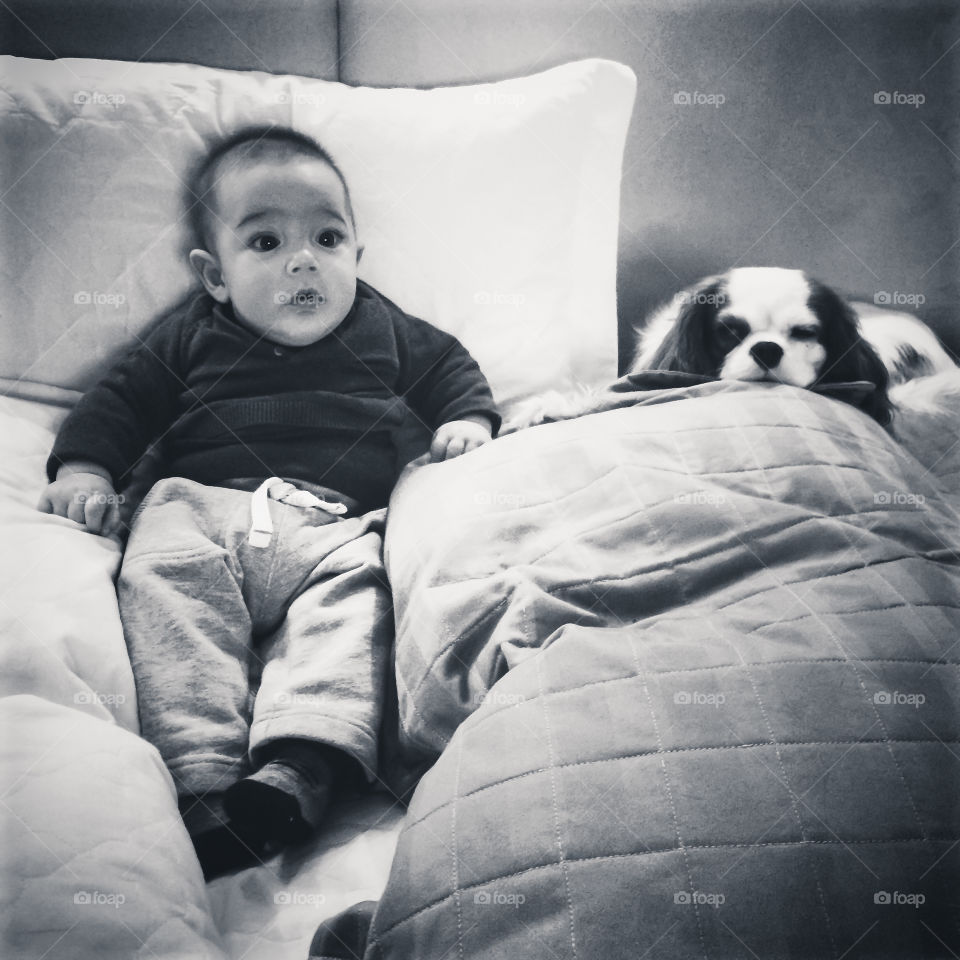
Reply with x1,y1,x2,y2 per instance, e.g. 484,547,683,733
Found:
749,341,784,370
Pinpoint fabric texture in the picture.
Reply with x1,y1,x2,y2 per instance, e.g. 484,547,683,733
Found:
368,380,960,959
0,56,634,418
47,282,499,512
118,477,392,812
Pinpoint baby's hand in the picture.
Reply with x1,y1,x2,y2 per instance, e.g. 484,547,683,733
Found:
38,464,121,536
430,417,493,462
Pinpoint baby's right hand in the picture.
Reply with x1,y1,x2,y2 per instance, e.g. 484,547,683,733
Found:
38,466,120,536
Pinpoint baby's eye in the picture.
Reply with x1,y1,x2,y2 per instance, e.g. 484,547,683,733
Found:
791,326,820,341
316,229,343,248
250,234,280,252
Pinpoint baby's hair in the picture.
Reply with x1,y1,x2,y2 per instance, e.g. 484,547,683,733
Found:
185,125,355,253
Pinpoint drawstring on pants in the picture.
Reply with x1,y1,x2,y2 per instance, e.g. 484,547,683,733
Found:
248,477,348,547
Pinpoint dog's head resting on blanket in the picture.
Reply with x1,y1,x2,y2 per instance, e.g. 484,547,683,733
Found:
634,267,892,425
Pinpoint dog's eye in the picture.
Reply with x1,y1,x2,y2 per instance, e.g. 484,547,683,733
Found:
791,326,820,342
716,317,748,342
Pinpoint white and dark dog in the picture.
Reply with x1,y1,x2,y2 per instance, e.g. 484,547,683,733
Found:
508,267,957,435
633,267,895,423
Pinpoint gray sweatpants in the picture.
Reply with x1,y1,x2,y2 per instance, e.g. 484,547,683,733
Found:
117,477,391,819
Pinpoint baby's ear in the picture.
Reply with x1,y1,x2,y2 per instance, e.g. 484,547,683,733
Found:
189,249,229,303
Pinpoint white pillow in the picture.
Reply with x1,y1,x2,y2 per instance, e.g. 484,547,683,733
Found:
0,56,635,418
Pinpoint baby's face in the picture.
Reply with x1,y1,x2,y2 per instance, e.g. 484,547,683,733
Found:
206,156,360,347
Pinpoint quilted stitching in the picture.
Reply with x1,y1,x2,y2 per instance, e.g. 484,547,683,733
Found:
375,383,960,959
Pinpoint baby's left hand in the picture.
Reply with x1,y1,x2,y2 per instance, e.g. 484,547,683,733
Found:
430,417,493,461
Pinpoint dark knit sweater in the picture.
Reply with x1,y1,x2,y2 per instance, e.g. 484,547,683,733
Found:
47,280,500,511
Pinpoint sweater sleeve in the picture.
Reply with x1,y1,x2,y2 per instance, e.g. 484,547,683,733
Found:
395,313,501,436
46,307,192,486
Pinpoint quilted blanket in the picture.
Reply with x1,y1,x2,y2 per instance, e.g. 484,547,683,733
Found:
366,380,960,959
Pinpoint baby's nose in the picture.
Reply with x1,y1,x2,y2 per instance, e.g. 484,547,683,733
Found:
287,249,318,273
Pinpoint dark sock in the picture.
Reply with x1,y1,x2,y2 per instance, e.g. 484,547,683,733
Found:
223,739,342,846
192,822,271,882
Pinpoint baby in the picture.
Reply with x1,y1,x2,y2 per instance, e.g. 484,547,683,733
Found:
39,126,500,879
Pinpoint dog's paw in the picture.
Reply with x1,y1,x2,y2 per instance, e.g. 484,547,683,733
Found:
501,396,552,434
502,388,598,434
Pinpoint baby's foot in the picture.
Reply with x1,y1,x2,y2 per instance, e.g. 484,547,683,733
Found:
223,739,339,846
192,822,271,881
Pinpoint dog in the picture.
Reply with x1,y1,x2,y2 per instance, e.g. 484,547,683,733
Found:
850,301,957,385
630,267,892,424
506,267,956,433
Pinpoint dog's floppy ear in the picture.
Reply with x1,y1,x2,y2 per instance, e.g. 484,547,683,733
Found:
809,280,892,426
644,278,726,374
